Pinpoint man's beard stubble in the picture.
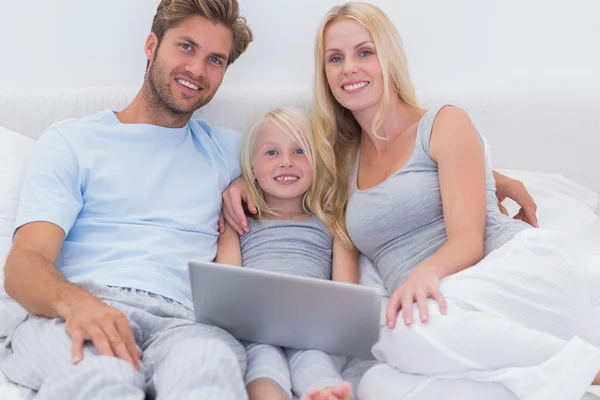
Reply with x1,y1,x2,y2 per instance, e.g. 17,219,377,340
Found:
146,55,216,117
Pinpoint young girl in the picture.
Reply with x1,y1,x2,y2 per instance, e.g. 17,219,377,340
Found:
216,108,356,400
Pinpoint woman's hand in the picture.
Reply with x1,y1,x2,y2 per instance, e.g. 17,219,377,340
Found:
220,177,257,235
493,171,538,227
386,265,447,329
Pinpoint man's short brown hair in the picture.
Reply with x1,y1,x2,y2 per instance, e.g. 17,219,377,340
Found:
151,0,253,65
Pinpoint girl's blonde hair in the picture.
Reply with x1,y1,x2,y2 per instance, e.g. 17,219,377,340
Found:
313,2,419,243
240,108,338,236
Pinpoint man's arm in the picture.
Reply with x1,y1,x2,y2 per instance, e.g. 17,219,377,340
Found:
492,170,539,227
4,222,90,318
5,128,140,369
5,222,140,370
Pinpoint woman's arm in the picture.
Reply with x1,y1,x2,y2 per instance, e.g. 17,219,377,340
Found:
215,222,242,266
423,106,487,278
386,106,486,328
331,235,359,284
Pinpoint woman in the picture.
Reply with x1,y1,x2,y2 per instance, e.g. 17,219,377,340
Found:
223,3,600,399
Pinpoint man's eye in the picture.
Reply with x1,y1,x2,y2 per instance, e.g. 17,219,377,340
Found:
209,56,223,65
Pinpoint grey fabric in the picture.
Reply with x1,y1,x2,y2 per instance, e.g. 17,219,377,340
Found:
346,105,529,295
240,216,332,280
0,281,247,400
240,216,346,397
243,342,292,396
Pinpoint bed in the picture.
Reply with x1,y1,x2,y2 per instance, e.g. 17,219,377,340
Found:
1,86,599,399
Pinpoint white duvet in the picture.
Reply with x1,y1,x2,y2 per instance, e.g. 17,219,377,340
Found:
0,171,599,398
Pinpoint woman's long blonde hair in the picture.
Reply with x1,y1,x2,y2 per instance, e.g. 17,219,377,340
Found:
240,108,337,232
313,2,419,244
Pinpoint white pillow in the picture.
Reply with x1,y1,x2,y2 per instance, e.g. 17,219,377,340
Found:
0,125,36,296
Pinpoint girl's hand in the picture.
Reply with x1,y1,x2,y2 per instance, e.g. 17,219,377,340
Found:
386,265,447,328
220,178,257,235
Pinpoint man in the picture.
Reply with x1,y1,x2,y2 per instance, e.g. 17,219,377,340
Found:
0,0,538,399
0,0,253,399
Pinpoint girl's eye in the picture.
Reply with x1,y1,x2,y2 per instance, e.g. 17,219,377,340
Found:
266,150,276,156
294,149,305,155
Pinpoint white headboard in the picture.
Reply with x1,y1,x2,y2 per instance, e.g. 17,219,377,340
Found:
1,86,599,196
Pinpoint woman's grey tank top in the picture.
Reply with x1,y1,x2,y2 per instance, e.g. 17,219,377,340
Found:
240,216,333,280
346,105,530,294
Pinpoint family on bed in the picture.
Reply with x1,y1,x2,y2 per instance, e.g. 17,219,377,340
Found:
1,0,598,399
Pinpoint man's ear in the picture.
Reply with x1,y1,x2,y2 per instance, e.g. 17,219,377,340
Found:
145,33,159,64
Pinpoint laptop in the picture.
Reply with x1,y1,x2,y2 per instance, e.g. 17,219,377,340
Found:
188,260,382,360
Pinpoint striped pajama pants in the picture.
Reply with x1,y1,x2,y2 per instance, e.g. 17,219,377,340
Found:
0,281,248,400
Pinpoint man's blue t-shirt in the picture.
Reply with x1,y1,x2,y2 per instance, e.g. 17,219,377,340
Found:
14,109,242,308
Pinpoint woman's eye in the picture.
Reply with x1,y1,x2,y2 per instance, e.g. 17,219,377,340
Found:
330,56,342,63
359,50,372,57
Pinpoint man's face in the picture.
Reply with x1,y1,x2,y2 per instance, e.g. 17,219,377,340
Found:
145,15,233,114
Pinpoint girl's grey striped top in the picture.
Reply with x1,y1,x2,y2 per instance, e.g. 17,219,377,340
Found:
240,216,333,280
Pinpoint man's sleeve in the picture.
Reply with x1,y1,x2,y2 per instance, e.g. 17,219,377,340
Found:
217,127,243,182
14,128,84,237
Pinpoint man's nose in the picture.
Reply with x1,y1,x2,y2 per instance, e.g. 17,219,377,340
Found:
185,58,206,80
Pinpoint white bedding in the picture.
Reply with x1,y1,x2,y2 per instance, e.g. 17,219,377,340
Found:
1,86,599,398
0,243,599,399
0,171,599,398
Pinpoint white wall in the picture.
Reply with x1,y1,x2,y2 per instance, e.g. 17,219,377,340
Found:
0,0,599,93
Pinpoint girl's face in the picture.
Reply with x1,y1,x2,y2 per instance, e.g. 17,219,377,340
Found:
323,18,384,114
251,122,313,206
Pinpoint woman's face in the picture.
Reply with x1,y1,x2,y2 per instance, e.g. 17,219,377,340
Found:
323,18,384,114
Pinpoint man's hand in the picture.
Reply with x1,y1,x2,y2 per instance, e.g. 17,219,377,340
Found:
221,177,257,235
63,295,140,370
493,171,539,227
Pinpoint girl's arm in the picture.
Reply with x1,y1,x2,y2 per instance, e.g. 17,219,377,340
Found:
386,106,486,328
215,222,242,266
331,235,359,284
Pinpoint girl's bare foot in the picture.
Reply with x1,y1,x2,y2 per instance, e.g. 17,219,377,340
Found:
301,382,353,400
593,371,600,385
